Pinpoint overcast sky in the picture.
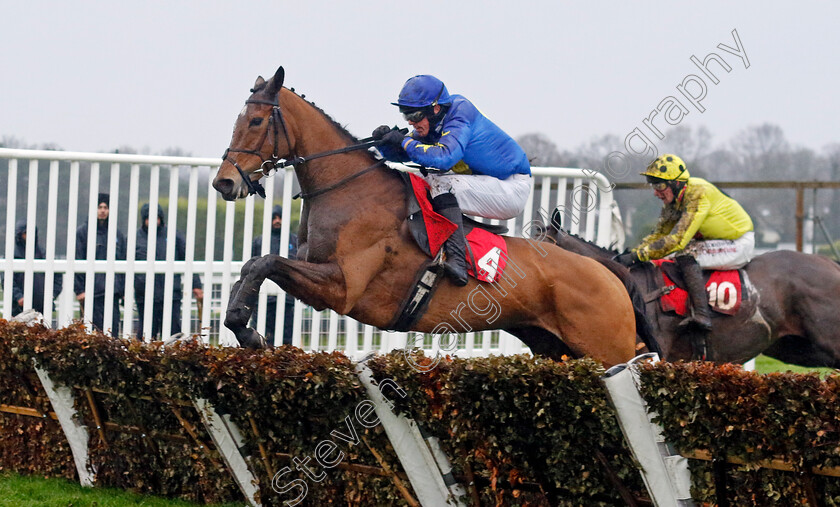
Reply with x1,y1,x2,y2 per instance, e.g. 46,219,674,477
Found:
2,1,838,159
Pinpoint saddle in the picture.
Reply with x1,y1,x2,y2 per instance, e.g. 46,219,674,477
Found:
399,171,509,283
646,259,747,317
385,172,510,332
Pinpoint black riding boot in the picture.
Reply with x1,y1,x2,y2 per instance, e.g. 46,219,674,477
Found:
431,193,469,287
676,254,712,360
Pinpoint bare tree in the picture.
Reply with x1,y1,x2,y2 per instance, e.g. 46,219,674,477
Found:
730,123,791,180
660,125,713,172
1,136,37,149
516,133,563,167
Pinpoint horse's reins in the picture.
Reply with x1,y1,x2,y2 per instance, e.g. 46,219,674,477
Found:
222,89,403,201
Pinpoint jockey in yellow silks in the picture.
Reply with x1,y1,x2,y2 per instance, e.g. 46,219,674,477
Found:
615,154,754,349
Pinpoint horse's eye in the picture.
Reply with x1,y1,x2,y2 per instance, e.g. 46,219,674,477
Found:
249,118,263,127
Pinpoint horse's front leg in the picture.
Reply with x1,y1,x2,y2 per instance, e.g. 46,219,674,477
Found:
224,254,345,349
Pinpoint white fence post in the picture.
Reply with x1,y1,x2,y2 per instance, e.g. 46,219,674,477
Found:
32,361,96,487
602,353,694,507
355,357,465,506
193,397,262,507
12,311,95,487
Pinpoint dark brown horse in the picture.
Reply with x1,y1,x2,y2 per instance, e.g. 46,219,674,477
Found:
211,66,637,366
551,222,840,367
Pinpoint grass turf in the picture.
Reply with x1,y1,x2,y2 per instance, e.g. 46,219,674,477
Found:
753,354,836,376
0,472,246,507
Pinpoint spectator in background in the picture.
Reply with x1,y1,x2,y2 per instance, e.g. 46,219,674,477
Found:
5,220,62,316
251,205,298,346
134,203,203,341
74,193,126,335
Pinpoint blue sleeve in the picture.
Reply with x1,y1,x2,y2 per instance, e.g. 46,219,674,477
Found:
402,115,470,171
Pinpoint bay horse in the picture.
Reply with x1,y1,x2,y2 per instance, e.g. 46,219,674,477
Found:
211,66,637,366
551,223,840,367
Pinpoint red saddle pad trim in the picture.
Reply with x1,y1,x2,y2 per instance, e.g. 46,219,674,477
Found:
651,259,742,316
409,174,508,283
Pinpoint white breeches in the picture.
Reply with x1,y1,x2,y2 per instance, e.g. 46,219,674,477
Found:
424,172,531,220
675,231,755,270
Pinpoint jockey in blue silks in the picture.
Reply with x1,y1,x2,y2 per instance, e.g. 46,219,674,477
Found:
373,75,531,286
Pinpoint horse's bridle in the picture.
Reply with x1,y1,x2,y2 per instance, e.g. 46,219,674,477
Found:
221,93,297,199
222,88,402,201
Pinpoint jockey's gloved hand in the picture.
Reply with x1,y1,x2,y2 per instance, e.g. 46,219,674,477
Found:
613,252,640,267
380,129,405,147
419,166,429,177
371,125,391,140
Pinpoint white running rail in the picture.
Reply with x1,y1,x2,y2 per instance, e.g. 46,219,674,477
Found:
0,148,615,357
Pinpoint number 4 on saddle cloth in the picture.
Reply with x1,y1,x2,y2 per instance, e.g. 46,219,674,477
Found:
406,173,508,282
386,172,510,331
651,259,743,316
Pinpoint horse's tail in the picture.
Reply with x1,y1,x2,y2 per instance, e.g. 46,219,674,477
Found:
595,258,662,357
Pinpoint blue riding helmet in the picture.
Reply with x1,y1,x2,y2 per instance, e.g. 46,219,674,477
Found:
391,75,452,109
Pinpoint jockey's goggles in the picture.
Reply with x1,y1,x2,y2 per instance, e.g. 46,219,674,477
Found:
402,108,428,123
645,176,669,191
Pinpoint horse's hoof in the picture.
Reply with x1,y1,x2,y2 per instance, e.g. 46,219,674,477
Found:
237,328,268,350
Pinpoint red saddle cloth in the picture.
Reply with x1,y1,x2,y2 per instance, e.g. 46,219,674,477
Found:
409,174,507,283
651,259,742,316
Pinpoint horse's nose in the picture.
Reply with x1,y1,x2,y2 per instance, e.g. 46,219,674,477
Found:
212,176,236,199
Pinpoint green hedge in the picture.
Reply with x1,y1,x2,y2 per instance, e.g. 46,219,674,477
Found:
3,321,840,506
367,351,645,506
0,322,76,480
639,361,840,505
0,321,406,506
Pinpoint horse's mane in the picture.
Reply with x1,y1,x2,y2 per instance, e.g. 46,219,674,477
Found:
286,87,362,145
250,78,364,148
555,228,620,256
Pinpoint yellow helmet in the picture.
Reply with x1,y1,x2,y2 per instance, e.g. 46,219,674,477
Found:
641,154,690,181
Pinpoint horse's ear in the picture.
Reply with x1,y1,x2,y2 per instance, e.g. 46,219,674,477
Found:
266,66,285,96
253,76,266,92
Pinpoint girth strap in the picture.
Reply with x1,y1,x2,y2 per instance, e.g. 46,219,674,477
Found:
386,253,445,332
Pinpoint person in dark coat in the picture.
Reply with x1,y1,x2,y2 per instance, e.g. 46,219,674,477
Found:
74,193,127,335
134,203,203,340
5,220,63,316
251,205,298,346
